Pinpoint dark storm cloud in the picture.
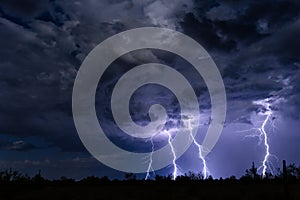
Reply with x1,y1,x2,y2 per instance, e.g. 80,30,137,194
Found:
1,1,298,142
180,13,237,52
0,140,35,151
199,0,300,46
0,0,50,26
0,2,83,151
182,0,300,123
0,0,300,178
241,20,300,60
0,0,194,152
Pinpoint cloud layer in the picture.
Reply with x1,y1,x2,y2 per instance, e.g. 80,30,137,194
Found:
0,0,300,178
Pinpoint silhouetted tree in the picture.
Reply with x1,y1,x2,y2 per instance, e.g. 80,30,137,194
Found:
154,174,172,182
242,162,260,180
155,174,164,181
264,172,274,180
283,160,287,179
277,161,300,181
228,175,237,181
0,168,26,182
32,169,46,183
124,173,136,181
175,171,204,182
287,163,300,180
207,175,213,181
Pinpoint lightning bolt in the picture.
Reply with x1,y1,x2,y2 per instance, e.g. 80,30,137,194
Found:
145,138,154,180
237,96,285,177
253,98,273,177
166,131,178,180
238,98,277,177
186,117,209,179
144,115,211,180
260,108,271,177
252,78,290,176
144,130,178,180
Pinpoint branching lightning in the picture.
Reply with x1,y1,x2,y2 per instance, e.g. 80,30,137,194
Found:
253,98,273,177
238,97,279,177
166,131,178,180
144,115,211,180
144,130,178,180
237,94,287,177
145,138,154,180
259,106,271,176
186,117,209,179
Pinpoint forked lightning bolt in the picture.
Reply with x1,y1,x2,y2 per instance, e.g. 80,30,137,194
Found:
144,131,178,180
166,131,178,180
238,97,280,177
253,98,273,177
186,117,209,179
145,138,154,180
145,116,210,180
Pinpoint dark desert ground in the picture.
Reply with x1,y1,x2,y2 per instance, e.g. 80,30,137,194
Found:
1,161,300,200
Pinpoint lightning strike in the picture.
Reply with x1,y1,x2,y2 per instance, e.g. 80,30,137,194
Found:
237,96,284,177
144,114,212,180
166,131,178,180
253,98,273,177
186,117,209,179
145,138,154,180
260,113,271,177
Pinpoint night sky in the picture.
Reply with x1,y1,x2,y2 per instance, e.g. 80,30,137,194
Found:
0,0,300,180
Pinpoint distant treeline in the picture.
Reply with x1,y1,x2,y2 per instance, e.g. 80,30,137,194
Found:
1,161,300,184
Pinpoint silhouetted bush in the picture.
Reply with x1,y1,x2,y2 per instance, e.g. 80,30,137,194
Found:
176,171,204,182
0,160,300,185
124,173,137,181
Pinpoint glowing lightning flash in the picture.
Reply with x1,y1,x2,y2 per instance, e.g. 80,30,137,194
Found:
166,131,178,180
186,117,209,179
253,98,273,177
144,116,211,180
144,130,179,180
145,138,154,180
238,97,282,177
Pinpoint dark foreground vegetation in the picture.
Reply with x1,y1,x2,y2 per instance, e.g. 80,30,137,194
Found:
0,161,300,200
